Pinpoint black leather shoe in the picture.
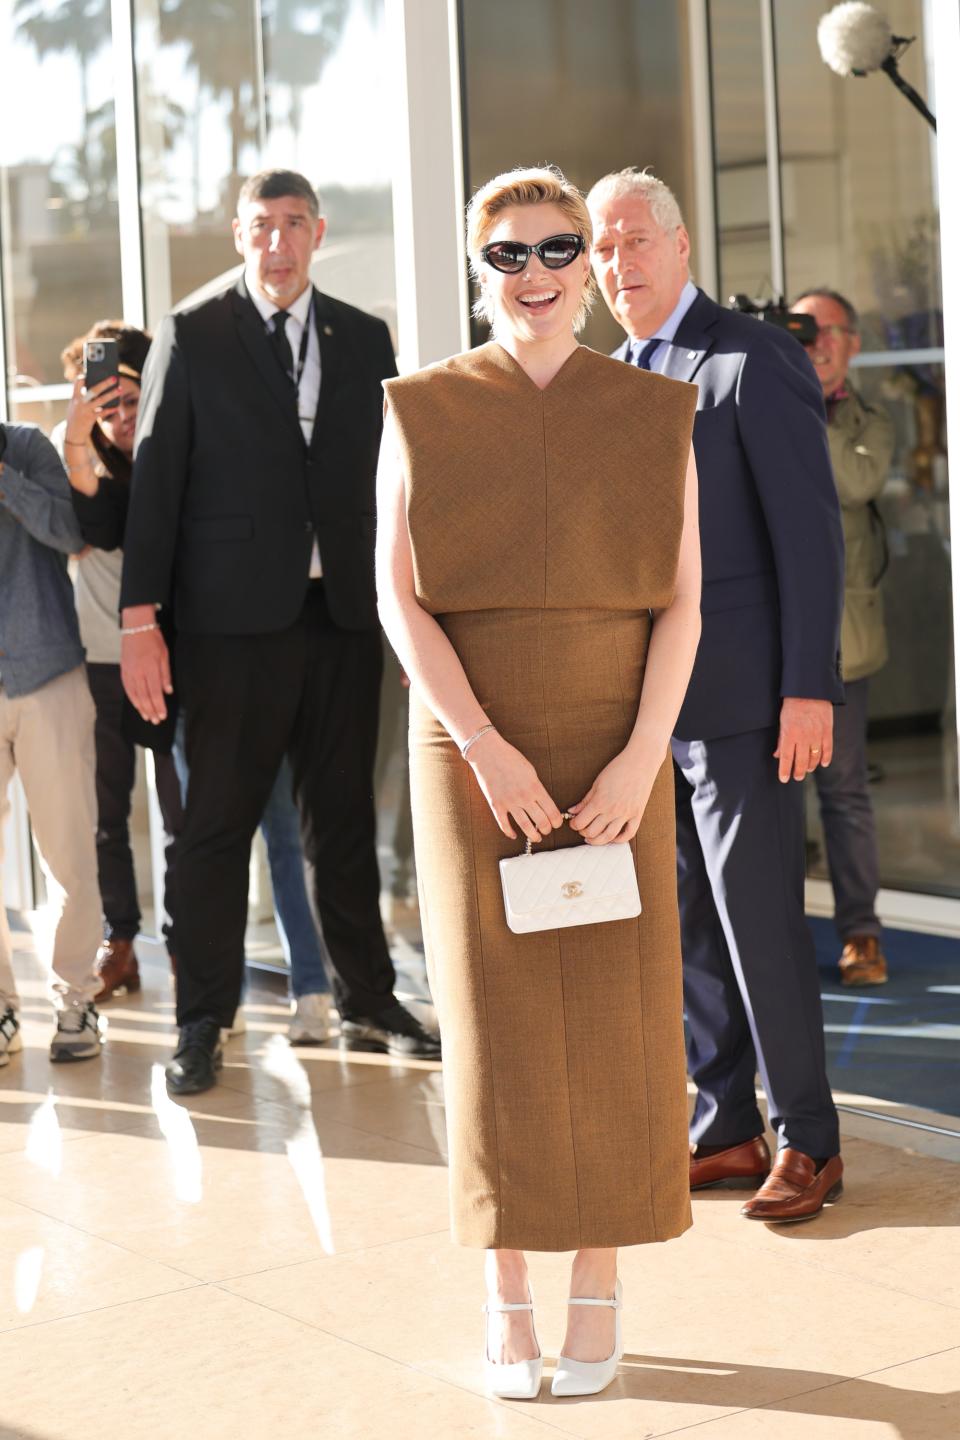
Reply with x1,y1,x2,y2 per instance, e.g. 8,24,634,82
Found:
340,1002,441,1059
165,1017,223,1095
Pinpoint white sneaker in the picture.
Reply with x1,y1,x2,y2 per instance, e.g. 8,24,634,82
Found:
49,1003,102,1063
220,1007,247,1045
0,1007,22,1067
288,993,333,1045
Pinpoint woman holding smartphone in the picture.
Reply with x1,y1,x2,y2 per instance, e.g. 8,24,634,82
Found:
58,323,183,1001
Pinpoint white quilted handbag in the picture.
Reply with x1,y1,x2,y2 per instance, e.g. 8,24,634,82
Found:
499,814,641,934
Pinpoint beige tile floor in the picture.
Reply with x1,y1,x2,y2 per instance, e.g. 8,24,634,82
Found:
2,927,959,1440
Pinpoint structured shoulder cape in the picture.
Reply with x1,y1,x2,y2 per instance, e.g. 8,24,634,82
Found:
385,342,696,615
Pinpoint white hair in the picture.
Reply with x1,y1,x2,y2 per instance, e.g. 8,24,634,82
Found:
585,167,685,234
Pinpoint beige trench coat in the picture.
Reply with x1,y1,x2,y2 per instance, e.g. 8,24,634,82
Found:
827,388,895,681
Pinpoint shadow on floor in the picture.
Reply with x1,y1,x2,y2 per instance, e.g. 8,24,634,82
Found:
592,1353,956,1437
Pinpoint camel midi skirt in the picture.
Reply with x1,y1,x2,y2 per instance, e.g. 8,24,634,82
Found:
409,607,692,1251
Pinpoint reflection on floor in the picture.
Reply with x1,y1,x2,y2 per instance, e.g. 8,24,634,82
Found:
812,916,960,1120
2,917,959,1439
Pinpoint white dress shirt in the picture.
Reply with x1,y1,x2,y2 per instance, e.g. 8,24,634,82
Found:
247,276,324,576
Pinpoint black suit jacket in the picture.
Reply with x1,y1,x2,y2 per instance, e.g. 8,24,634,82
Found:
119,278,397,634
614,289,845,740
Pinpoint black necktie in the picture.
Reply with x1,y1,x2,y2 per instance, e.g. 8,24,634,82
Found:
269,310,295,384
633,338,661,371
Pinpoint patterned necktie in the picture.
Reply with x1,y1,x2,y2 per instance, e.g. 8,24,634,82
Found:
269,309,295,384
632,338,661,371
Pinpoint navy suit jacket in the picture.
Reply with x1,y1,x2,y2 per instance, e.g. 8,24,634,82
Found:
614,288,845,740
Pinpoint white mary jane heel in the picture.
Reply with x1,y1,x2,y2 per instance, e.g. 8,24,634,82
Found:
551,1278,623,1398
483,1294,543,1400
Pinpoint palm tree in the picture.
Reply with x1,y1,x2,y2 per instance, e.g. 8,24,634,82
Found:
14,0,111,194
156,0,261,204
261,0,351,149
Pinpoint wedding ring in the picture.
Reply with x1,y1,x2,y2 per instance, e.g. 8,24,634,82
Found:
811,747,821,755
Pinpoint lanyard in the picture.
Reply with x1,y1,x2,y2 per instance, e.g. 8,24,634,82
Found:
291,294,312,392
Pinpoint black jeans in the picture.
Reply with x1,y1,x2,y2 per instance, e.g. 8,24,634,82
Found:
86,663,183,949
173,584,396,1026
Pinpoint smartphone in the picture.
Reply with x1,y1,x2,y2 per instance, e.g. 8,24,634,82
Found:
83,338,120,409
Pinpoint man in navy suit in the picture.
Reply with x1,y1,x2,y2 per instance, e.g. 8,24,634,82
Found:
588,168,845,1223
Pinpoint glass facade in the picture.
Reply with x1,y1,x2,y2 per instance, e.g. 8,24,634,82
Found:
709,0,774,302
1,0,400,972
2,0,122,420
2,0,958,961
769,0,955,898
460,0,700,354
133,0,395,331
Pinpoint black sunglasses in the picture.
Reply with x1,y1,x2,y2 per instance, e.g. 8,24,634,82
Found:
480,232,584,274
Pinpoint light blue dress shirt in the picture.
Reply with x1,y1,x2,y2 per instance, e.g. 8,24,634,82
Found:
630,279,699,374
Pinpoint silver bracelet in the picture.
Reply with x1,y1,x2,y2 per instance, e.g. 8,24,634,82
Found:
460,723,496,759
121,622,159,637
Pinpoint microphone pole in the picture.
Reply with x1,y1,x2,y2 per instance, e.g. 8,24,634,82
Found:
881,45,937,131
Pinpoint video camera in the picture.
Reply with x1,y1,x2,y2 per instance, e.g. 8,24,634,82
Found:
729,294,818,347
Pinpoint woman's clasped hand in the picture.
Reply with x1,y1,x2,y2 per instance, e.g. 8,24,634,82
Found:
467,730,656,845
465,729,564,843
567,746,658,844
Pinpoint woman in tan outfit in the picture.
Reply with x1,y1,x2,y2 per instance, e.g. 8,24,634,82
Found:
377,167,701,1401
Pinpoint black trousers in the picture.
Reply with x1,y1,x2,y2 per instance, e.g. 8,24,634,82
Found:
86,662,183,948
173,584,395,1026
812,677,881,942
673,727,839,1161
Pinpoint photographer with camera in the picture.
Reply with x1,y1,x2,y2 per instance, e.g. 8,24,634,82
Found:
791,289,895,987
0,421,103,1065
588,168,846,1223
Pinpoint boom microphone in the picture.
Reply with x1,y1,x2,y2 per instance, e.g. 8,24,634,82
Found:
817,2,937,131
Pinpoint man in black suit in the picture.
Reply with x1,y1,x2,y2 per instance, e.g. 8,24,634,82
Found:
588,168,845,1223
120,169,439,1094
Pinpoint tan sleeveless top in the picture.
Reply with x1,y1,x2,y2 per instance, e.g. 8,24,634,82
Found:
384,342,696,615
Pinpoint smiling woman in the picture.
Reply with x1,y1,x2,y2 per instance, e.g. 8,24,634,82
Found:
466,167,597,337
375,163,701,1399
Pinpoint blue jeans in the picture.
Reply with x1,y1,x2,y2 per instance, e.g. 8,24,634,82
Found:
173,719,329,996
259,757,330,997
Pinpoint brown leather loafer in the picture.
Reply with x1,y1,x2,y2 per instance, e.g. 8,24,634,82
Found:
93,939,141,1002
741,1149,843,1222
690,1135,772,1191
839,935,887,987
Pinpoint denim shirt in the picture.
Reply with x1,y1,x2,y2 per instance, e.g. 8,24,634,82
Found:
0,423,86,698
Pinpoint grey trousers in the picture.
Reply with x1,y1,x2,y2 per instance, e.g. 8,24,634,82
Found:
813,677,881,942
0,667,101,1011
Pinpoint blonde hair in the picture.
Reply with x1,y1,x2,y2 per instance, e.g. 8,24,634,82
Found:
465,165,597,332
585,167,685,234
